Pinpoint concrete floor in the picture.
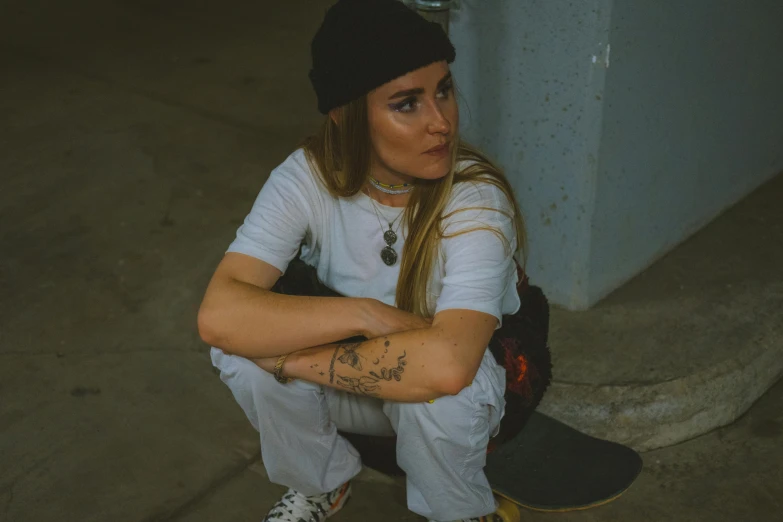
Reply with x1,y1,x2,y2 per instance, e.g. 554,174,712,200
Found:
1,1,782,521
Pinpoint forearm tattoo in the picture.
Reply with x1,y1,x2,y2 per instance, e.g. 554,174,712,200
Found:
330,342,362,384
328,345,341,384
335,375,382,396
329,340,408,397
369,352,407,382
337,342,363,370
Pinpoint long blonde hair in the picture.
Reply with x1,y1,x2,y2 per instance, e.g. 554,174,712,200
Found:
301,95,526,317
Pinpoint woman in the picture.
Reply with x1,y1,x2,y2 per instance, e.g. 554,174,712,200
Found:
198,0,526,520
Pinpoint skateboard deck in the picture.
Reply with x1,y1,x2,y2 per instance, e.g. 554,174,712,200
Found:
486,411,642,516
342,411,642,520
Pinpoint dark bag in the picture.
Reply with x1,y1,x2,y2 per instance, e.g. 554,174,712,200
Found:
271,258,552,447
486,261,552,447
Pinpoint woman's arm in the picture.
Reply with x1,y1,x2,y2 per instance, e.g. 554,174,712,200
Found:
258,308,498,403
198,253,431,358
198,253,369,358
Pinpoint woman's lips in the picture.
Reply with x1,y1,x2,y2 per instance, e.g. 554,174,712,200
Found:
424,143,449,156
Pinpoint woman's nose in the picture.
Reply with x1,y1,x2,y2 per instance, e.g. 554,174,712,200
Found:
427,103,451,136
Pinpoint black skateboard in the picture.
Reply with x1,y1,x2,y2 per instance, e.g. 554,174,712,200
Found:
485,411,642,520
342,411,642,521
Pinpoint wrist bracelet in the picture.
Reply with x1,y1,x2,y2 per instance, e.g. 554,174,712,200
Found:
273,354,292,384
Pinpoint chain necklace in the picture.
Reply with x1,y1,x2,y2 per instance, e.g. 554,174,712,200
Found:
365,190,405,266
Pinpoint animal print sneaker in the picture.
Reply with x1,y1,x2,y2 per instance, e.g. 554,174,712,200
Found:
263,482,351,522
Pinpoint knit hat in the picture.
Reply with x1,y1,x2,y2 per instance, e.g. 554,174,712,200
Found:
309,0,456,114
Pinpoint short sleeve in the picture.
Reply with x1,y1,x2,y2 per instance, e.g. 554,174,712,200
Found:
434,180,519,325
226,152,318,273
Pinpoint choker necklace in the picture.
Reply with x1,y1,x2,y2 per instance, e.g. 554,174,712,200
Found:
365,190,405,266
368,176,414,195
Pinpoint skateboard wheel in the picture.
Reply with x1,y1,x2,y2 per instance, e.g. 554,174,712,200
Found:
494,496,521,522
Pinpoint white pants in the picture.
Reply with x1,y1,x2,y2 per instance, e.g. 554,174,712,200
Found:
211,347,506,521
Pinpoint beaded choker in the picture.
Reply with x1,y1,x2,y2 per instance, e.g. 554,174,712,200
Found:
368,176,414,195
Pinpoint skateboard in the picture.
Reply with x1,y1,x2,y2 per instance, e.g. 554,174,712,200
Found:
341,411,642,521
485,411,643,520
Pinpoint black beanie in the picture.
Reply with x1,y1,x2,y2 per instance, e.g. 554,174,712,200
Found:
309,0,456,114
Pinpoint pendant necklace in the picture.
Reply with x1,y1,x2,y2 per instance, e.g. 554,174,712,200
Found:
365,190,405,266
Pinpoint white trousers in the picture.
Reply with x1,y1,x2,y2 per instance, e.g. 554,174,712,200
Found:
211,347,506,521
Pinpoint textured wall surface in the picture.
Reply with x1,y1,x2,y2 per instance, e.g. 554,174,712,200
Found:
450,0,783,309
588,0,783,303
450,0,613,309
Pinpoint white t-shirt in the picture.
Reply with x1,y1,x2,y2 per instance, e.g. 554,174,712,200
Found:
227,148,521,326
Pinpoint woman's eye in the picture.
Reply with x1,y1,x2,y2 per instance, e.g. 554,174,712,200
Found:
390,85,452,113
391,97,418,113
437,82,454,99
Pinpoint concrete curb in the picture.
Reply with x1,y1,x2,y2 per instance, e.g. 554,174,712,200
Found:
537,333,783,451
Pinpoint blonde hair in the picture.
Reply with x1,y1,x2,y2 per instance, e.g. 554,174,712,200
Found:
301,95,526,317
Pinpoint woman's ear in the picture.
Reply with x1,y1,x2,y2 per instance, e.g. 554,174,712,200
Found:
329,107,342,126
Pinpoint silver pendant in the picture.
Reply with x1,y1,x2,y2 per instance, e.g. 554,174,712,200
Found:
383,228,398,245
381,246,398,266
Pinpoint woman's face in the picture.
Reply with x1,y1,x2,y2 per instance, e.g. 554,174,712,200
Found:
365,61,458,183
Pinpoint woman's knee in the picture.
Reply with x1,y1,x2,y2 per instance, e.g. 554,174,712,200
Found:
385,390,490,446
211,347,326,414
211,347,275,392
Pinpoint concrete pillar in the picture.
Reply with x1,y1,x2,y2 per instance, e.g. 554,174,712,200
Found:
450,0,613,310
450,0,783,310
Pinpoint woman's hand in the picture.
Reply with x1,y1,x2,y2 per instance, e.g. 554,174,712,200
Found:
360,299,432,339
